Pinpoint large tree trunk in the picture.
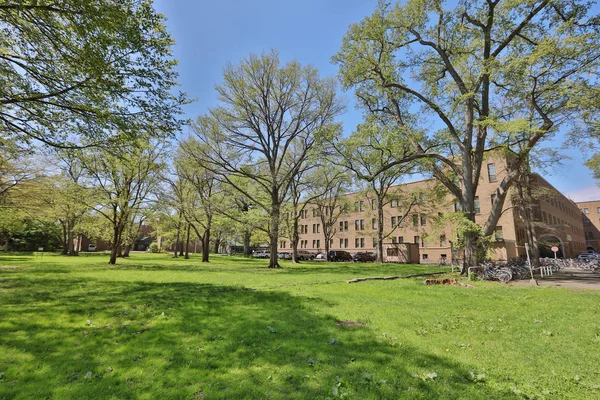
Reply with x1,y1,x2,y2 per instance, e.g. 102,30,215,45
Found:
324,232,331,262
243,230,251,257
61,221,68,255
67,230,77,256
173,226,180,258
518,168,541,268
214,232,221,254
123,244,131,257
185,224,190,259
202,228,210,262
268,200,281,268
291,217,300,263
376,198,385,263
109,224,122,265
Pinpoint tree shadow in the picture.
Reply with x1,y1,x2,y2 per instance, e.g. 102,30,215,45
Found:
0,276,517,399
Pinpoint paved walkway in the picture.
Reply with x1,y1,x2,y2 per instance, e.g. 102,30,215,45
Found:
511,269,600,290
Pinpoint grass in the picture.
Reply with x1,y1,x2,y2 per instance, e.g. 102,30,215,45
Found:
1,253,599,399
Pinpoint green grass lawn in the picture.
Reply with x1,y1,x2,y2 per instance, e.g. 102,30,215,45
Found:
1,253,599,399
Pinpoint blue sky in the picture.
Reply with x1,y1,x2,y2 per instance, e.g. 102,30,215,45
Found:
154,0,599,201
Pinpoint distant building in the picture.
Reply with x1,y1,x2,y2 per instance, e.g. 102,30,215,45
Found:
279,154,586,262
575,200,600,253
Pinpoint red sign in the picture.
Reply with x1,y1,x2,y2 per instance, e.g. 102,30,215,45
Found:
551,246,559,253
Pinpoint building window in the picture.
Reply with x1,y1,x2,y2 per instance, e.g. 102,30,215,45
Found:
584,208,589,214
339,238,344,248
397,216,404,227
344,238,348,248
371,199,376,210
312,240,316,248
360,219,365,230
372,218,377,230
339,221,344,232
421,237,426,247
387,248,399,256
487,163,497,183
360,201,365,212
420,214,426,226
412,214,419,226
422,254,428,260
440,235,446,247
414,236,420,245
392,237,397,244
391,199,397,208
455,202,462,212
597,207,600,213
355,238,359,248
495,226,504,241
316,240,320,248
344,221,348,231
312,224,316,233
398,236,404,243
474,196,480,214
355,220,359,230
542,211,547,223
391,216,397,227
373,237,377,247
360,238,365,248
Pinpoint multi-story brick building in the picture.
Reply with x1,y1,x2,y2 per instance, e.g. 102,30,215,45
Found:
279,154,587,262
575,200,600,253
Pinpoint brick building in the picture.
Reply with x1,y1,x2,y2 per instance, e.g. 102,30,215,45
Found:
279,154,586,262
575,200,600,253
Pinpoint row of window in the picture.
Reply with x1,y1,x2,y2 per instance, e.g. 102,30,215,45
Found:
581,206,600,215
287,227,503,250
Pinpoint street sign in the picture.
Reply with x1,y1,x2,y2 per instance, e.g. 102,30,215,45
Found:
551,245,559,259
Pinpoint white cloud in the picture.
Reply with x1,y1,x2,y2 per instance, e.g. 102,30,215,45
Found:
565,185,600,202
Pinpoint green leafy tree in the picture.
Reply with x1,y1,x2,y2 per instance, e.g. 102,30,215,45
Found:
335,121,423,262
0,0,187,148
186,51,343,268
81,140,164,264
335,0,600,270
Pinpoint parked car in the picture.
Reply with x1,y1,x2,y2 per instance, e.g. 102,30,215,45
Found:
353,252,376,262
328,250,353,262
577,253,600,260
315,252,326,260
296,250,315,261
87,244,97,252
252,250,270,258
277,251,292,260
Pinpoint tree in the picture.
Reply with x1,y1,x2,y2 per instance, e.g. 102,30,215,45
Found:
335,0,600,270
0,0,187,149
186,51,343,268
335,121,420,262
172,142,221,262
81,141,164,264
308,166,350,261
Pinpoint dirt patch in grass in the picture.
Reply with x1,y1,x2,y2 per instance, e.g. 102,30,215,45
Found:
424,278,474,288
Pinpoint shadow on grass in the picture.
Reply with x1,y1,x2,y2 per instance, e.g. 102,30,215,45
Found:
0,276,517,399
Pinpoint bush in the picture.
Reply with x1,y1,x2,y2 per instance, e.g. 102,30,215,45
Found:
148,243,160,253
